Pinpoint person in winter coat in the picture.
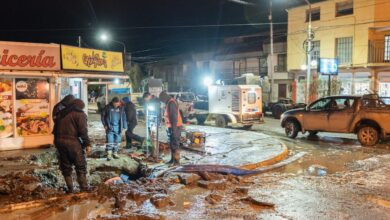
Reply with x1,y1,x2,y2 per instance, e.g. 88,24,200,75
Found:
52,94,75,121
159,91,183,166
122,97,144,148
53,99,91,193
101,97,127,160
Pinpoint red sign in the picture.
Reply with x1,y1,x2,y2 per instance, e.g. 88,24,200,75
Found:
0,41,60,71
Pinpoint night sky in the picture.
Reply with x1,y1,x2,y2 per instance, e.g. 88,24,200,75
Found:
0,0,323,62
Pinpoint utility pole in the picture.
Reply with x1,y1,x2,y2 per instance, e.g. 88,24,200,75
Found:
269,0,274,103
305,0,312,104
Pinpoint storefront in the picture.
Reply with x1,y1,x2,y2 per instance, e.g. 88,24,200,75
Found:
0,41,60,150
59,45,127,114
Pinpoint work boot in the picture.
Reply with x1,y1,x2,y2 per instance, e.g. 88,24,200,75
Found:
112,152,120,159
107,150,113,161
64,176,74,194
165,149,175,164
77,174,92,192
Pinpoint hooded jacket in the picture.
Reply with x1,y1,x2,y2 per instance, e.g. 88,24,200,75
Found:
53,99,90,147
53,95,75,121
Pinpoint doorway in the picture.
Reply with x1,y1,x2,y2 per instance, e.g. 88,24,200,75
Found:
278,84,287,99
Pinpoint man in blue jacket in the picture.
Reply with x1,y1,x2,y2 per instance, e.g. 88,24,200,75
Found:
101,97,127,161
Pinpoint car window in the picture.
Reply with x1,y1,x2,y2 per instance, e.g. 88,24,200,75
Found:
309,98,331,111
333,98,354,110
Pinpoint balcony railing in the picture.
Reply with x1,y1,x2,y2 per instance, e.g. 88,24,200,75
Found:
368,40,390,63
274,65,287,72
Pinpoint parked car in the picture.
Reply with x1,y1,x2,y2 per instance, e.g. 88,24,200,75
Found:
280,94,390,146
263,98,307,119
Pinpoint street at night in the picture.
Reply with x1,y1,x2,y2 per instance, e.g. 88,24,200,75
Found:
1,0,390,219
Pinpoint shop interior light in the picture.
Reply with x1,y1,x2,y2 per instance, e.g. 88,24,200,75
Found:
114,78,120,85
147,104,155,112
301,64,307,70
311,60,318,66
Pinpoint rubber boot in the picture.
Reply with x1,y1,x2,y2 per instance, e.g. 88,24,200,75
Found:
173,149,181,166
77,174,91,192
165,149,174,164
64,176,74,194
112,152,120,159
107,150,113,161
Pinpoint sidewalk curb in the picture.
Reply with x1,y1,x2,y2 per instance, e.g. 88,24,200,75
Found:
239,142,289,170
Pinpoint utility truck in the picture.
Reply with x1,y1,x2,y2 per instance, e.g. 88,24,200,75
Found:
195,85,264,129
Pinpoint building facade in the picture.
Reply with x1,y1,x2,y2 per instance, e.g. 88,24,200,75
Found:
288,0,390,103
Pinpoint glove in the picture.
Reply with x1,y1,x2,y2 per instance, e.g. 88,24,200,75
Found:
85,144,92,156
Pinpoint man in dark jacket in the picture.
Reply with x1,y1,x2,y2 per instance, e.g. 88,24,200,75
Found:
159,91,183,166
101,97,127,160
53,99,91,193
52,94,75,121
122,97,144,148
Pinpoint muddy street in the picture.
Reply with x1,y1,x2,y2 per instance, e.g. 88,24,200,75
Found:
0,114,390,219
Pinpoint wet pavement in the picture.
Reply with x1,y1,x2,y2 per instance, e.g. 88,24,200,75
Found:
1,114,390,219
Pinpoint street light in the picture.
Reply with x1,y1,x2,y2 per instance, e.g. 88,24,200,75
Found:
99,31,128,68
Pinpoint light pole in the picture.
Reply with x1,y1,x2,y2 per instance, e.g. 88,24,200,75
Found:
304,0,312,104
269,0,274,103
99,32,128,68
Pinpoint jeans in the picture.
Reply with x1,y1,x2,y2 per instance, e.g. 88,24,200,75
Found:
106,129,122,153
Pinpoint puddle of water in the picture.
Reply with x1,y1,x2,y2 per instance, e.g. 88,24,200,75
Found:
0,200,112,220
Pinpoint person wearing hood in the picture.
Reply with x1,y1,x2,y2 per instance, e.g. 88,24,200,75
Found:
53,99,91,193
52,94,75,121
159,91,183,166
122,96,144,148
101,97,127,160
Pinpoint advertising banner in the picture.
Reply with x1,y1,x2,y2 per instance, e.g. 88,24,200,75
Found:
0,78,13,138
15,78,50,137
61,45,124,72
0,41,60,71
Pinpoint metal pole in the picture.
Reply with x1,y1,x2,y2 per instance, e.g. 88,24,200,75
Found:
328,75,331,96
78,36,82,47
269,0,274,103
305,0,312,104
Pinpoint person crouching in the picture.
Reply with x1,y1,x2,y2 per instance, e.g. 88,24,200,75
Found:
101,97,127,161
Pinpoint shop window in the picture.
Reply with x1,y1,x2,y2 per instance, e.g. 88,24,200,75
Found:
336,37,353,65
306,8,320,22
336,0,353,17
311,41,321,61
385,36,390,61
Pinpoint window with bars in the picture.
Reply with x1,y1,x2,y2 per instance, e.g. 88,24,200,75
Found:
311,41,320,61
336,37,353,65
385,36,390,61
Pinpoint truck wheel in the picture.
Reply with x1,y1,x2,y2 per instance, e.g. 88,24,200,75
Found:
272,105,284,119
196,114,207,125
357,125,379,146
285,120,299,139
215,115,227,128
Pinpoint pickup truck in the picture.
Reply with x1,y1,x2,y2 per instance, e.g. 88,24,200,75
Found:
280,94,390,146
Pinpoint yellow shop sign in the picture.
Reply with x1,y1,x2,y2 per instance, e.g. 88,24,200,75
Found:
61,45,124,72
